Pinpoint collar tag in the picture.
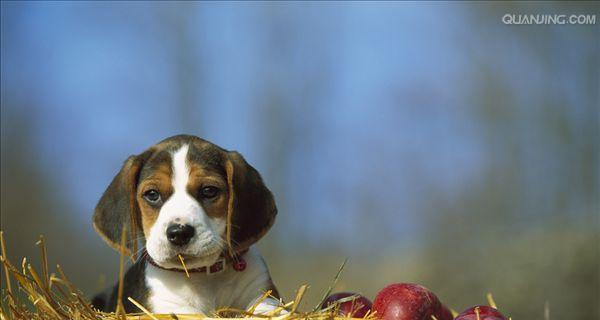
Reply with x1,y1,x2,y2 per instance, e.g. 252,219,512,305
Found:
232,259,247,272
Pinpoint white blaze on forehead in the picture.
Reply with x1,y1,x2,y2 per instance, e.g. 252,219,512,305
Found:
171,144,190,194
145,143,227,268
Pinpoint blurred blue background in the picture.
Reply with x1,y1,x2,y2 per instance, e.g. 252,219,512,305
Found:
1,2,598,319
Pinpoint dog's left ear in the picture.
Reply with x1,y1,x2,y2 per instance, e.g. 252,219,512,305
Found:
225,151,277,254
93,150,153,258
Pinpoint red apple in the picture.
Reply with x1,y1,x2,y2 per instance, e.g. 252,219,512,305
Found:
372,283,452,320
438,304,453,320
322,292,373,317
454,306,507,320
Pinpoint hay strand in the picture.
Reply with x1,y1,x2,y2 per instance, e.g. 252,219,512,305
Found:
313,258,347,312
178,254,191,278
247,290,273,314
289,285,308,314
35,235,50,291
0,231,15,318
127,297,159,320
486,293,497,309
116,225,129,319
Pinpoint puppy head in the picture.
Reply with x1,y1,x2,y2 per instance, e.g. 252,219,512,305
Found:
93,135,277,268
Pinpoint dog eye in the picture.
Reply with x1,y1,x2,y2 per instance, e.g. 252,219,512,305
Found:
200,186,219,199
143,189,161,204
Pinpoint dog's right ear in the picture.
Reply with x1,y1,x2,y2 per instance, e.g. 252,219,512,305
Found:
93,150,153,257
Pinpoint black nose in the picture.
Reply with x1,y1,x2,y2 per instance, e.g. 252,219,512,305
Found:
166,224,195,246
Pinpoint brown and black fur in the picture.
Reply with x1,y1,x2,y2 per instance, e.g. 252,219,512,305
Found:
91,258,149,312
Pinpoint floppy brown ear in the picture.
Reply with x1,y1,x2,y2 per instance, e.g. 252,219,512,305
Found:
225,151,277,254
93,150,152,258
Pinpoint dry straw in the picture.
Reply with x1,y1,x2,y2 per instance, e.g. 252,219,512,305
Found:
0,231,372,320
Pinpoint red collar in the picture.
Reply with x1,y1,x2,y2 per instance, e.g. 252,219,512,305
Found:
145,250,248,274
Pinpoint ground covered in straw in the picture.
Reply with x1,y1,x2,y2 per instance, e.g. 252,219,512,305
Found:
0,232,372,320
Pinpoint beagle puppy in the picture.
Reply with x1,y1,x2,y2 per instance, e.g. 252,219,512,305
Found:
91,135,281,315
